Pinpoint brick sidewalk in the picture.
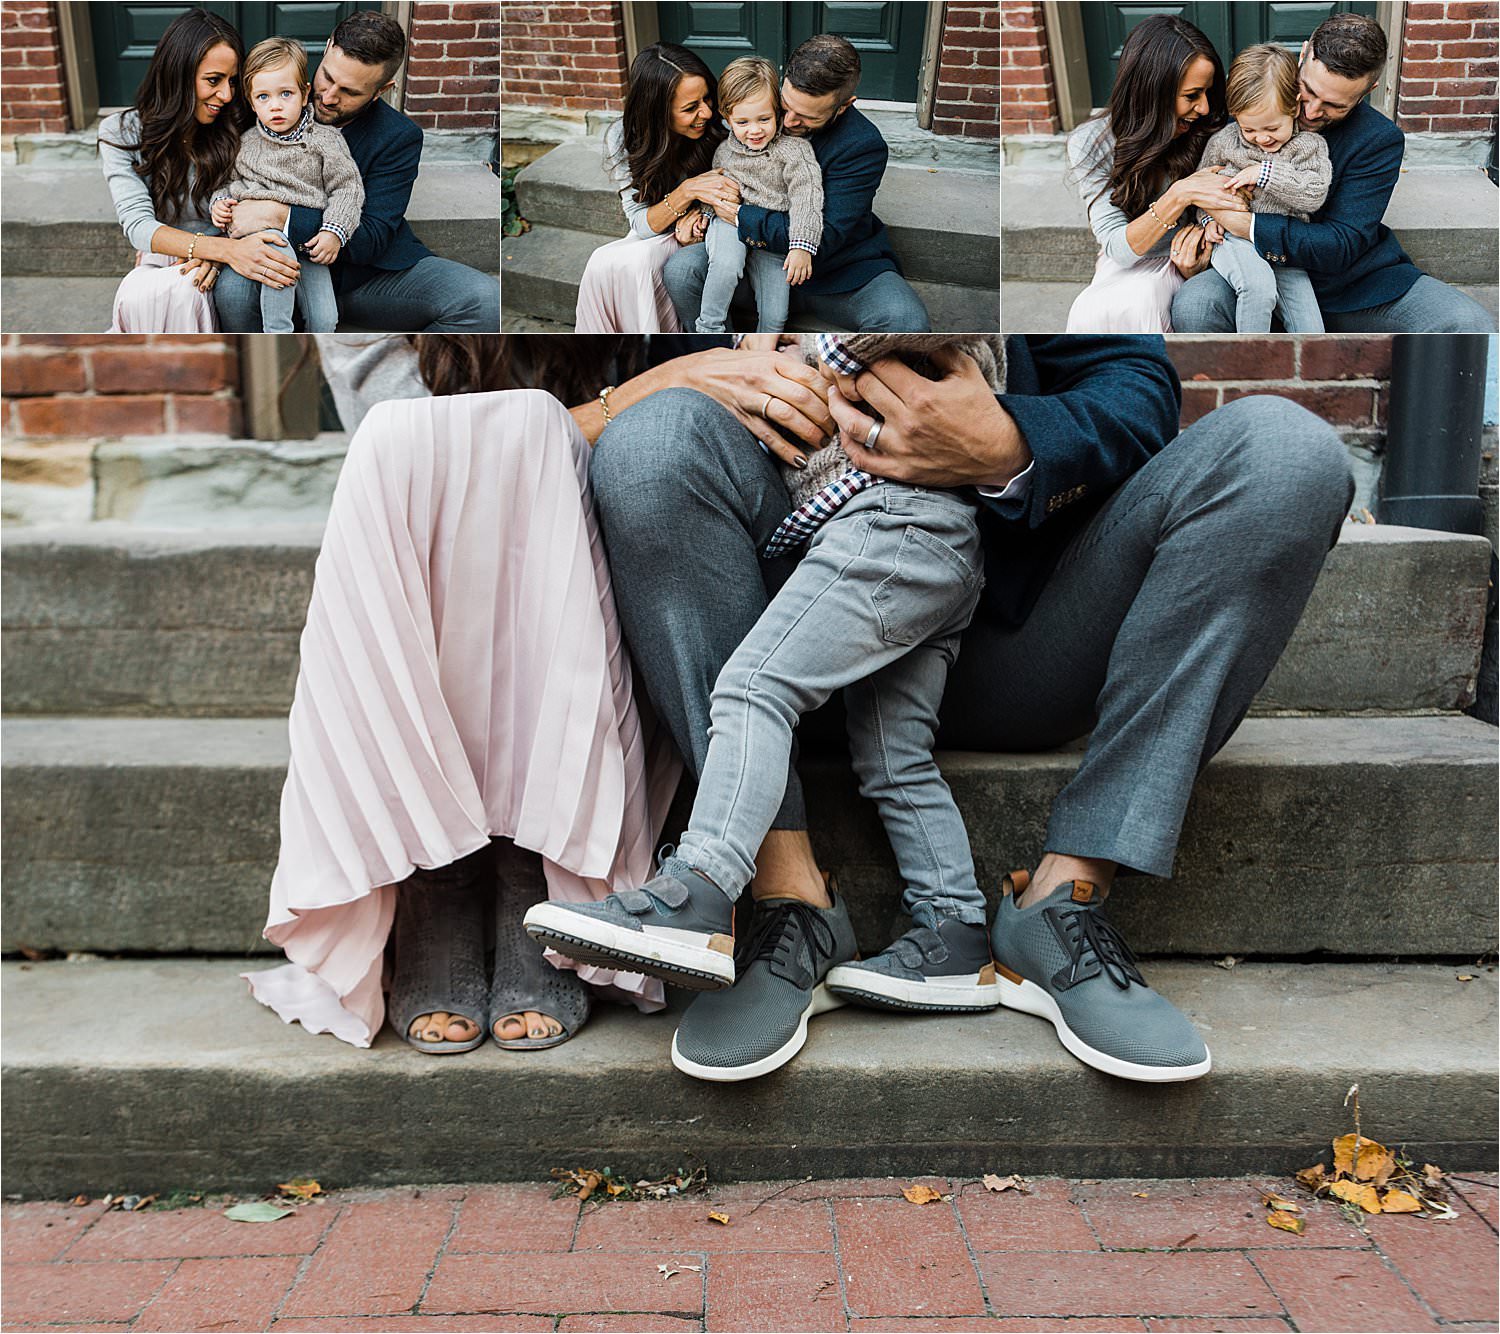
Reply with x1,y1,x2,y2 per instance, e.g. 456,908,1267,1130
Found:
3,1174,1496,1332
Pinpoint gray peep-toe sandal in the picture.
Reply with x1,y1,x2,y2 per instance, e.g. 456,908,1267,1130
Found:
490,841,592,1050
388,848,491,1055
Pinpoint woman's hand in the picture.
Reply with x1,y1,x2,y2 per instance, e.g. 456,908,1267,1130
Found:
1171,167,1249,213
830,347,1030,488
223,231,300,288
673,210,707,245
1169,223,1215,277
178,256,220,292
668,345,835,467
680,169,736,207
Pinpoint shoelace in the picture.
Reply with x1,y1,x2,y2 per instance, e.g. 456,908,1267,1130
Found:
1055,906,1145,991
739,899,839,984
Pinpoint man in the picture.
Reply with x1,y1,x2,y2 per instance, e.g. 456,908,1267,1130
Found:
1174,12,1492,332
663,34,931,332
578,337,1354,1084
215,10,498,332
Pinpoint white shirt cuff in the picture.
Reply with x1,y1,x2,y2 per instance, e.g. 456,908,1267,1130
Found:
975,458,1035,501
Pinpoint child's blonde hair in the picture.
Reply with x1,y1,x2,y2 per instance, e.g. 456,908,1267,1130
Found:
717,55,780,117
1225,43,1299,118
242,36,309,99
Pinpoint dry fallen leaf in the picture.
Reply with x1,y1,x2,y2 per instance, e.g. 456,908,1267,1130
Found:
982,1174,1031,1194
1261,1193,1302,1213
277,1178,322,1202
1380,1189,1422,1213
708,1212,731,1225
1132,1191,1150,1198
902,1184,943,1205
1213,955,1243,970
1296,1163,1327,1192
68,1195,89,1207
1330,1179,1383,1214
1267,1212,1306,1235
1457,974,1475,982
1333,1134,1391,1181
1422,1164,1445,1188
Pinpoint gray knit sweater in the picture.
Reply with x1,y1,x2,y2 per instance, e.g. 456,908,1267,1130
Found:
783,335,1008,510
216,110,364,242
1199,123,1332,220
711,131,824,253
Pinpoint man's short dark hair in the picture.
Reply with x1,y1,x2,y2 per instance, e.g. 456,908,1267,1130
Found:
785,33,861,105
1309,12,1387,81
330,9,407,78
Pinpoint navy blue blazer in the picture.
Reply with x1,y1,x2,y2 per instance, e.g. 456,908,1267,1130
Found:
1252,101,1421,313
736,105,900,295
287,98,433,294
978,335,1182,627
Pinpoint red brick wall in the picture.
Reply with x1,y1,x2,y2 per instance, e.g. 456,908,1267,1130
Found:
1170,336,1391,442
0,0,68,135
999,1,1060,135
1,336,243,439
1395,1,1499,134
406,1,501,131
500,3,628,113
932,3,1001,140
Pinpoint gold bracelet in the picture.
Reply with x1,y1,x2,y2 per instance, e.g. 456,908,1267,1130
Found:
599,384,617,424
186,235,198,263
1147,201,1177,232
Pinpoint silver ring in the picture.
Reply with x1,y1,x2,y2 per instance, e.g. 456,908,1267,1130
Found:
865,420,883,452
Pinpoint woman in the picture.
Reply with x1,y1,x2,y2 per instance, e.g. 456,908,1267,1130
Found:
1065,14,1247,332
99,7,299,333
244,334,838,1053
574,44,734,334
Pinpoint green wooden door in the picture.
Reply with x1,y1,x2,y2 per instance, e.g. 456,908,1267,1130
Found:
658,1,924,102
91,2,359,109
1080,1,1379,109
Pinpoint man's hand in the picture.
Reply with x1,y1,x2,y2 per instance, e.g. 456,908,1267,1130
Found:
229,198,292,236
304,230,342,265
783,249,813,286
711,197,740,226
830,347,1030,488
210,198,236,231
1213,210,1254,240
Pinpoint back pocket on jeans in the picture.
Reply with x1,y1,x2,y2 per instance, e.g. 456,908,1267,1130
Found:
872,524,981,647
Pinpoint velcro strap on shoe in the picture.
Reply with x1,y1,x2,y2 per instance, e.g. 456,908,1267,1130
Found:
616,888,658,914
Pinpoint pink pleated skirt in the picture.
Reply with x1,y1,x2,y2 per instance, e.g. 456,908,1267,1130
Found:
574,230,684,334
109,252,217,333
1066,252,1185,333
243,388,681,1046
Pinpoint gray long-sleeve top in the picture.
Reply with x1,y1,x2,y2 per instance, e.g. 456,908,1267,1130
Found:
603,120,659,239
98,109,215,253
1066,116,1171,267
1199,123,1332,219
711,131,824,253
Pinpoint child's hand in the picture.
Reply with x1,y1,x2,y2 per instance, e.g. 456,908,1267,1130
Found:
1204,218,1225,245
304,230,342,265
784,249,813,286
1225,164,1261,193
210,198,236,230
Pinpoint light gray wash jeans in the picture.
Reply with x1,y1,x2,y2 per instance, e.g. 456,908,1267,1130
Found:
1210,234,1324,332
259,229,338,333
696,217,792,334
676,482,988,926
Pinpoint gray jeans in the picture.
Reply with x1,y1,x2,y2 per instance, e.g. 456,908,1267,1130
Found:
697,218,791,334
259,229,338,332
1210,234,1324,333
1174,268,1493,333
591,387,1354,884
677,484,986,923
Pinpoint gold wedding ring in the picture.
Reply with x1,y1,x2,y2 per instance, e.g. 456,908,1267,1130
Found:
761,393,775,418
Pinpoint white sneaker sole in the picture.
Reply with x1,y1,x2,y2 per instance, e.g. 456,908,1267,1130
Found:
670,982,846,1082
824,962,1002,1012
523,902,736,990
996,970,1212,1083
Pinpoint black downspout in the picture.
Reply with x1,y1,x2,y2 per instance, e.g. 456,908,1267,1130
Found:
1380,334,1495,722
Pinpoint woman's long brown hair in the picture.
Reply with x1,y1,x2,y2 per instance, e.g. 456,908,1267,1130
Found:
614,42,726,207
412,336,644,406
99,8,250,224
1082,14,1226,220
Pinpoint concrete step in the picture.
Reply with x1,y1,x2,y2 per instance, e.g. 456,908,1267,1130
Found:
513,139,999,289
1000,165,1500,287
0,162,500,281
501,221,999,332
1,956,1494,1196
2,714,1494,958
1002,279,1500,334
2,522,1488,719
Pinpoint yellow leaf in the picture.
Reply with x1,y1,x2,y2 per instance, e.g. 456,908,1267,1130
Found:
902,1185,942,1205
277,1178,322,1201
1457,974,1475,982
1132,1191,1150,1198
1261,1193,1302,1213
1380,1189,1422,1213
1330,1179,1383,1213
1267,1212,1306,1234
1296,1163,1327,1192
604,1180,629,1196
1332,1134,1390,1179
708,1211,731,1225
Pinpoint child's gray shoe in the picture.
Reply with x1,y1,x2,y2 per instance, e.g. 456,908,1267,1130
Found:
826,913,1000,1012
671,887,858,1082
990,871,1211,1083
523,853,736,990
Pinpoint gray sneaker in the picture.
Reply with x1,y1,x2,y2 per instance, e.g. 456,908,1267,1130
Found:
671,888,859,1082
990,871,1211,1082
826,912,1000,1012
523,854,736,990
